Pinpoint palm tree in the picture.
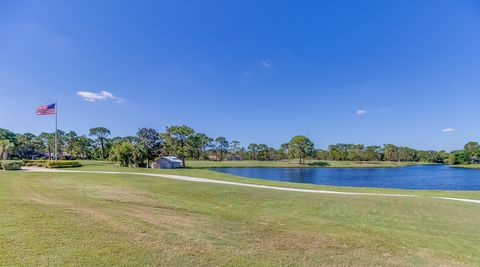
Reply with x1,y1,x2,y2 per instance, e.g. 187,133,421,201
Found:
89,127,111,159
0,139,14,160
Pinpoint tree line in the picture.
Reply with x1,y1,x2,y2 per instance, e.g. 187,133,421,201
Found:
0,126,478,167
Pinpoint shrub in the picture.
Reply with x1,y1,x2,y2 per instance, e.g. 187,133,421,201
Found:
22,160,47,167
46,160,81,168
23,159,47,165
1,161,23,170
13,160,81,168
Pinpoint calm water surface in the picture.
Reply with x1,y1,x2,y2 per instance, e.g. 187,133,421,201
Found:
212,165,480,190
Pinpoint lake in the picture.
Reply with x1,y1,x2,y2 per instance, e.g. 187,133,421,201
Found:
212,165,480,190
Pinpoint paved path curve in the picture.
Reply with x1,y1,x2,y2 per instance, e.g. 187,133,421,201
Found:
22,167,480,205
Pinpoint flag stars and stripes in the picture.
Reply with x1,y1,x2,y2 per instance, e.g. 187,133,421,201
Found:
36,103,56,115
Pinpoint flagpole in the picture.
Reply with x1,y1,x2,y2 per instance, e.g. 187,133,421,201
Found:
55,101,58,160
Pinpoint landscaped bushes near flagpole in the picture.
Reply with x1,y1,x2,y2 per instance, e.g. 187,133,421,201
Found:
22,160,82,168
45,161,81,168
23,160,47,167
0,161,23,170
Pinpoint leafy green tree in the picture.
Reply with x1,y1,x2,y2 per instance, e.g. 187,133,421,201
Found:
428,151,441,163
364,146,382,161
288,135,315,164
72,136,94,159
0,128,16,142
257,144,270,161
136,128,161,167
279,143,290,160
189,133,213,160
31,136,46,158
65,131,79,157
89,127,111,159
15,133,43,159
0,139,14,160
237,147,248,160
438,150,450,164
347,144,365,161
328,144,349,161
315,149,328,160
131,144,148,167
161,125,195,167
122,136,137,143
109,136,124,144
247,143,259,160
38,130,66,159
270,147,284,161
448,150,467,165
398,147,416,162
464,142,480,163
109,141,133,167
447,154,456,165
230,140,241,157
0,128,16,159
383,144,399,161
215,137,229,161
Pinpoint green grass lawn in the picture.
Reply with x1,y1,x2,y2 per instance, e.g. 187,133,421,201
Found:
1,163,480,266
452,164,480,169
184,160,428,168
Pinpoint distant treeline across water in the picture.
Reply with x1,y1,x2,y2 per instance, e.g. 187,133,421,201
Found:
0,126,478,166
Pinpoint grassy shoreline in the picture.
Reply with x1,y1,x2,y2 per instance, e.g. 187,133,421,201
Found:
451,164,480,169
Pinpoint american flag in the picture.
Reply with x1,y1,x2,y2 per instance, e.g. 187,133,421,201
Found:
36,103,56,115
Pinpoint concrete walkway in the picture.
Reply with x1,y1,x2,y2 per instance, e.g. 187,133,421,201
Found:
22,167,480,205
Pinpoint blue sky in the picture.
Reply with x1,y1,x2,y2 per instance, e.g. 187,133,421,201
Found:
1,0,480,151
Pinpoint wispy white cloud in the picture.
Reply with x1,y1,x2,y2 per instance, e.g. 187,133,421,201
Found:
242,72,252,78
261,61,271,67
77,91,123,103
441,128,455,133
356,109,368,115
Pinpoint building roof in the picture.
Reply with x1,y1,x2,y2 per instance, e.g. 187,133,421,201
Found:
160,156,182,163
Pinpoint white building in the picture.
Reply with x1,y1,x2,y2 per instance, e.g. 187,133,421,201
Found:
153,156,182,169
